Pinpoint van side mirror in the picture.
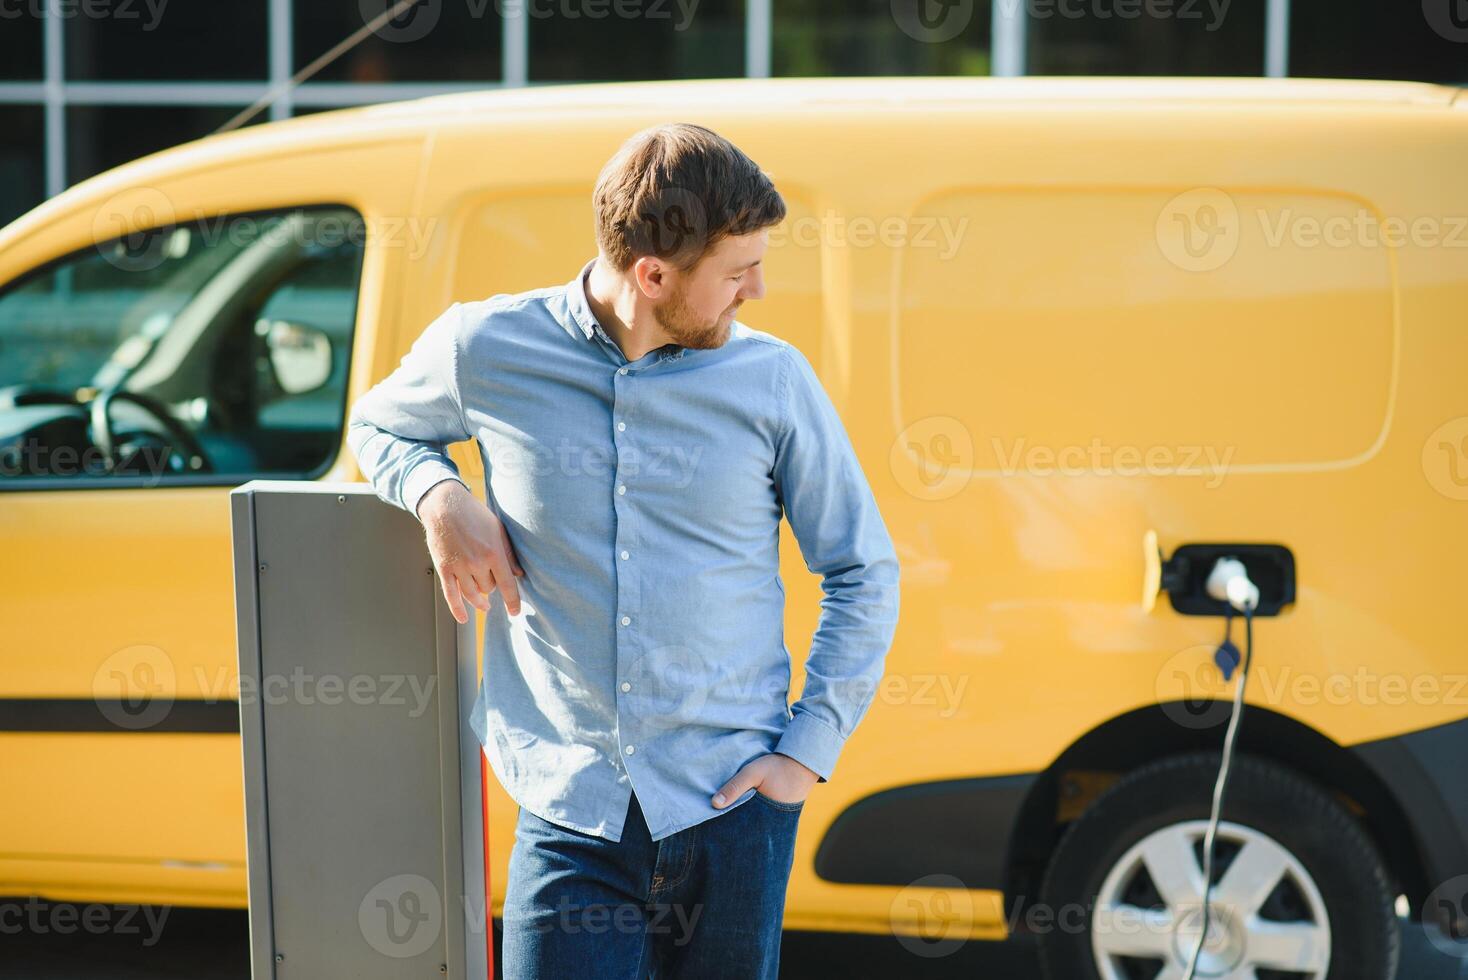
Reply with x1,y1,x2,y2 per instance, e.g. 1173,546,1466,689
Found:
257,318,333,395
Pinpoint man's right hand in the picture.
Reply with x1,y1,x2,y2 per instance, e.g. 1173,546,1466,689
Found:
416,480,525,623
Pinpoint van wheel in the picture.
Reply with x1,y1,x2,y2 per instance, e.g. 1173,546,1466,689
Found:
1036,752,1398,980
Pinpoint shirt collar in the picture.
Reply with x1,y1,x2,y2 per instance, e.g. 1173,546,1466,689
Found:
558,257,687,362
562,257,600,341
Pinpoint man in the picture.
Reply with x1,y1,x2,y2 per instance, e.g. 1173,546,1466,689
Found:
347,122,900,979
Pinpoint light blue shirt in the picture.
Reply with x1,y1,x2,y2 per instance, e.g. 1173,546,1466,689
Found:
346,258,900,842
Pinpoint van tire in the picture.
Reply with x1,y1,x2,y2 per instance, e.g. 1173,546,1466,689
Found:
1036,752,1399,980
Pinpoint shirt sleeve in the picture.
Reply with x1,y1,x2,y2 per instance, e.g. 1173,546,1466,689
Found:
770,343,902,783
346,301,474,523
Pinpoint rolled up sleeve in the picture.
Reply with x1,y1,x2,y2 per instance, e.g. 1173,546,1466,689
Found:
770,344,901,782
346,302,473,522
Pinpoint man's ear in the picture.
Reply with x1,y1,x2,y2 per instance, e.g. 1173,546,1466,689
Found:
632,256,667,300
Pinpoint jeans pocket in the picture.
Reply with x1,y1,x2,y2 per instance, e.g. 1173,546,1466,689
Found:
753,788,805,812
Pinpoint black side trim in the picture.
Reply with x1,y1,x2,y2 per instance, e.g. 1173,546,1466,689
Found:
0,698,240,733
813,774,1036,888
1351,714,1468,921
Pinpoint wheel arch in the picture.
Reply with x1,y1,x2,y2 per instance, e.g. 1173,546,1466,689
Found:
1000,702,1432,929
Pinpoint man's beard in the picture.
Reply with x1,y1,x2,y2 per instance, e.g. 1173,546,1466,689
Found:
652,281,738,351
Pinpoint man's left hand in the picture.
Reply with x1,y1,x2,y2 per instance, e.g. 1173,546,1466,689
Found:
712,753,818,808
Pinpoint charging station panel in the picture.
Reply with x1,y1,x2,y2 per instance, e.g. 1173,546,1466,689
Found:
230,480,491,980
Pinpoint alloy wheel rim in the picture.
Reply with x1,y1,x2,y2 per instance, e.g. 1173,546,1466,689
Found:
1089,819,1331,980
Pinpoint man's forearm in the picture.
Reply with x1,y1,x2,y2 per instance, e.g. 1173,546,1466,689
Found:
346,417,468,520
769,344,903,784
772,551,902,782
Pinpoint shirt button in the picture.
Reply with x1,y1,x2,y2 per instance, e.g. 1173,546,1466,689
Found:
618,368,628,376
621,682,631,692
617,484,627,495
617,421,626,431
620,550,629,560
620,615,631,626
625,745,635,755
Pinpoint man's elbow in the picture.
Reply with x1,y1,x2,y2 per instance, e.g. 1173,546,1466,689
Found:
863,531,901,597
344,415,374,465
867,540,902,630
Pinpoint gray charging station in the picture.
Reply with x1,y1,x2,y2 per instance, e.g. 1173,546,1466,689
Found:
230,480,492,980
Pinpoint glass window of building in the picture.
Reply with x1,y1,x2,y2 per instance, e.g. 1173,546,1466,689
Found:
0,106,45,227
528,0,745,81
1027,0,1266,75
66,106,265,186
64,3,269,80
294,2,503,82
1290,0,1468,84
0,6,44,79
774,0,992,75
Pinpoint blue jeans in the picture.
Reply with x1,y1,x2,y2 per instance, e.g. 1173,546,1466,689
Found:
500,788,803,979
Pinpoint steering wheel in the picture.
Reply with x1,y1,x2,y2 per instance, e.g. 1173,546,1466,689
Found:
89,389,214,475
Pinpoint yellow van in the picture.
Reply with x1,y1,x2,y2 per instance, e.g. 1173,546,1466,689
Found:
3,76,1465,978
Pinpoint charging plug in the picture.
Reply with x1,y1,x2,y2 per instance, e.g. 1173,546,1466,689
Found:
1205,556,1260,614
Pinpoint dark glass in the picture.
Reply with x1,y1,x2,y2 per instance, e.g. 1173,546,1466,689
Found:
1291,0,1468,84
65,105,264,186
0,105,46,228
0,4,43,79
295,0,502,82
65,1,268,80
0,206,365,483
529,0,744,81
1027,0,1265,75
774,0,992,76
290,105,363,115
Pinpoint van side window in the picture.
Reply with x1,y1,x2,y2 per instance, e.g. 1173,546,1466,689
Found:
0,205,363,486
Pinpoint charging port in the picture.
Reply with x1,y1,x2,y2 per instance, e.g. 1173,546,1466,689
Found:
1159,543,1295,617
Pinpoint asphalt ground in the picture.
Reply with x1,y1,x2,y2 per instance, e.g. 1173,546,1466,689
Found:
2,900,1465,979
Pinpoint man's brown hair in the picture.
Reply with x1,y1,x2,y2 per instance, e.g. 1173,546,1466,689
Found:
593,123,787,273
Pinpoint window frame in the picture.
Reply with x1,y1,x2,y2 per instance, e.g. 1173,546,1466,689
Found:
0,201,367,494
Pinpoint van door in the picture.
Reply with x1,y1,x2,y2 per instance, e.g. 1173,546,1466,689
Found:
0,203,372,900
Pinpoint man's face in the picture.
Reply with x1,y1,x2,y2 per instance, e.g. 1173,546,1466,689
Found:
652,230,768,350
